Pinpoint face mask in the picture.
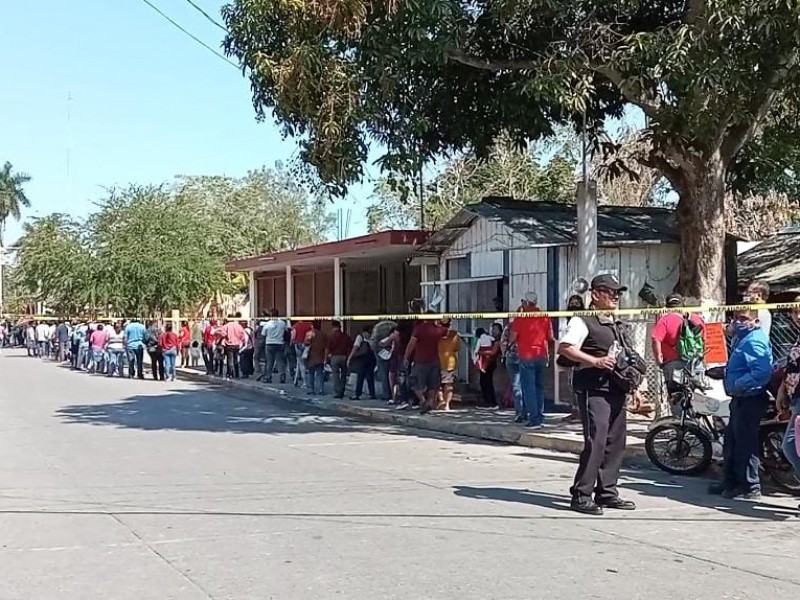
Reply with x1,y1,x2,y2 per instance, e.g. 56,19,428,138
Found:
733,321,752,338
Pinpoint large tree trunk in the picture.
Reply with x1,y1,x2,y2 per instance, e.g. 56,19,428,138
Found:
674,165,727,301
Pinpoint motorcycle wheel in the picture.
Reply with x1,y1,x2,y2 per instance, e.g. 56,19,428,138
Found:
645,421,713,475
760,423,800,495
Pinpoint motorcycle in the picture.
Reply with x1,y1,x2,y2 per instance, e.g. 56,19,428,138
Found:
644,359,800,494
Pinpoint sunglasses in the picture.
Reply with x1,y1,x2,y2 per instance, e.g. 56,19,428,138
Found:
595,287,623,298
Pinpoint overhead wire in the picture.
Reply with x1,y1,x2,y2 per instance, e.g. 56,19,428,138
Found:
184,0,228,32
136,0,238,69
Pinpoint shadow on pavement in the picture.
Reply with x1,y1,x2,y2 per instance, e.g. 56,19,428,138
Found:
453,475,799,522
55,388,377,436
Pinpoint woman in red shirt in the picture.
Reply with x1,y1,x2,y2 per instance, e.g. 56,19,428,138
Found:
179,321,192,368
159,323,180,381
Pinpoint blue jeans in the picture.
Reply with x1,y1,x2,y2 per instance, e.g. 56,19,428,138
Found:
376,357,391,400
163,347,178,380
722,394,769,492
519,357,547,425
505,354,524,418
264,344,286,383
782,406,800,474
293,344,306,386
106,349,125,377
306,363,325,395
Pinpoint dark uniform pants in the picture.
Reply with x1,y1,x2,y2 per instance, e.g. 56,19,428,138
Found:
571,389,627,501
722,394,768,491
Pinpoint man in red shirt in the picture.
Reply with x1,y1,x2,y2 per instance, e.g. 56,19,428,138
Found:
220,314,246,379
510,292,553,428
291,320,313,386
652,293,706,391
327,321,352,398
403,317,447,413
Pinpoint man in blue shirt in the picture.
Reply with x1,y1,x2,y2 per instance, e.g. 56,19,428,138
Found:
124,318,148,380
709,309,773,500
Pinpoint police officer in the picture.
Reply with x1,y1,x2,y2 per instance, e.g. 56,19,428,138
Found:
557,274,637,515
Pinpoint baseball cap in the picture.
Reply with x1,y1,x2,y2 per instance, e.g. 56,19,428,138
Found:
665,293,684,307
591,274,628,292
522,291,538,304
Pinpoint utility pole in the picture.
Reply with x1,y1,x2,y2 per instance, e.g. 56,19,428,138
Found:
576,114,598,280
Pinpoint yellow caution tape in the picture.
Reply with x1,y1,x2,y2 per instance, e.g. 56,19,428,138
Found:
4,301,797,323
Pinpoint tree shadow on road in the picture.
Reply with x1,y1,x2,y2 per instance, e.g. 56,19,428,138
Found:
55,387,384,436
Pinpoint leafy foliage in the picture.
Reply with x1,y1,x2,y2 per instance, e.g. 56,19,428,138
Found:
223,0,800,298
12,168,330,316
0,162,32,244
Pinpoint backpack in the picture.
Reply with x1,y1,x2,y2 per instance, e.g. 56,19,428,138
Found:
677,316,705,362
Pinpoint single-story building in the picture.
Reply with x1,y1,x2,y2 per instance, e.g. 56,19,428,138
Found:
411,196,685,405
225,230,428,330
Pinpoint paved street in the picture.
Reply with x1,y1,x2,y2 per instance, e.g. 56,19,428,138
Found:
0,349,798,599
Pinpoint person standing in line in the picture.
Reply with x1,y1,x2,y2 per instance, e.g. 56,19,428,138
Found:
178,321,192,368
202,319,219,376
708,308,773,500
557,274,637,516
48,321,57,359
89,323,110,375
501,319,524,422
438,319,461,412
105,322,127,377
372,315,397,401
651,293,706,397
291,320,313,387
403,317,447,413
123,318,147,379
35,320,50,359
510,292,553,428
159,322,180,382
261,308,288,383
220,314,245,379
327,320,352,399
26,321,37,357
559,294,586,423
253,312,267,379
347,324,377,400
70,322,85,369
146,321,165,381
240,319,255,379
78,324,93,370
477,323,502,408
304,320,328,395
745,280,772,339
777,299,800,498
55,320,71,362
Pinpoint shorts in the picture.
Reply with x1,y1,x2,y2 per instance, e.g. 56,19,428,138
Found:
440,369,456,385
411,362,441,393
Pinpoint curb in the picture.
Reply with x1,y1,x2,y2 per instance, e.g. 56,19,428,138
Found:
176,368,648,459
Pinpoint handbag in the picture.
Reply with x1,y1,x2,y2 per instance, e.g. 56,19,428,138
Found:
609,321,647,393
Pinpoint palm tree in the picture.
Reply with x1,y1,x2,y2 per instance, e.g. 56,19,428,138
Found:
0,162,31,245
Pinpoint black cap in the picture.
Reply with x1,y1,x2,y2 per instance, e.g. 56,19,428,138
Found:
665,293,684,307
591,273,628,292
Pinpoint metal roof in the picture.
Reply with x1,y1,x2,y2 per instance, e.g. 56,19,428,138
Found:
737,230,800,293
415,197,678,255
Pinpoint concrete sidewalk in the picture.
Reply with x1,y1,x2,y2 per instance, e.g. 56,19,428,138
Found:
174,364,651,458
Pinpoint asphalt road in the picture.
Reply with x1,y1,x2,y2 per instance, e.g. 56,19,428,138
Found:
0,348,798,599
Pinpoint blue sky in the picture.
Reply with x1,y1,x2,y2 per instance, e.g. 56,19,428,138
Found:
0,0,374,245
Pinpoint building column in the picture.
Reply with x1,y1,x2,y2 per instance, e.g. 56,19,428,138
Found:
286,265,294,318
333,257,342,317
248,271,257,321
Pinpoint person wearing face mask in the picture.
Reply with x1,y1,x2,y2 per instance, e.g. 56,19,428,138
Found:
708,309,773,500
557,274,637,516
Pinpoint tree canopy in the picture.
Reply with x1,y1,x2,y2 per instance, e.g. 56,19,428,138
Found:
0,162,31,245
12,167,330,316
223,0,800,299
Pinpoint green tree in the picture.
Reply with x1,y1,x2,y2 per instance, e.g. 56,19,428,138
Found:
0,162,31,245
14,214,91,314
223,0,800,299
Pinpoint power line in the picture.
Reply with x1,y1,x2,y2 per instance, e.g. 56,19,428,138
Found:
184,0,227,32
136,0,237,69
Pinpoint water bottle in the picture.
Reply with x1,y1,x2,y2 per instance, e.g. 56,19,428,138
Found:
607,341,621,362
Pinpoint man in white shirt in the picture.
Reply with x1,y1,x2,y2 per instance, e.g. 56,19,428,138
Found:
260,308,288,383
746,281,772,339
36,321,51,358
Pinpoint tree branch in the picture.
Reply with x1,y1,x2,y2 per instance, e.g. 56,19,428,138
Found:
447,49,539,71
594,66,661,118
720,51,799,164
